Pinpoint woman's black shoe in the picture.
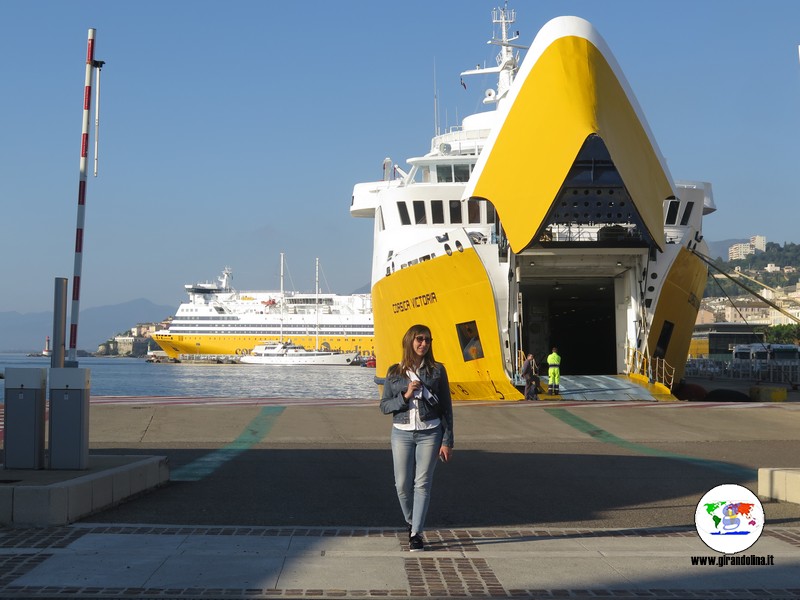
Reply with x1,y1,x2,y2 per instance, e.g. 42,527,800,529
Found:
409,534,424,552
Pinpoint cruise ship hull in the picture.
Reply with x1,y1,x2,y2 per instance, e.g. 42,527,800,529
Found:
152,333,373,360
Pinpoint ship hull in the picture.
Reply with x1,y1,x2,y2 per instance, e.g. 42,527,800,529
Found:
353,14,714,400
151,333,373,360
372,247,519,401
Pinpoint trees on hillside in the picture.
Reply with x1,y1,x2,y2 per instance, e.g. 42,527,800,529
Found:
766,324,800,344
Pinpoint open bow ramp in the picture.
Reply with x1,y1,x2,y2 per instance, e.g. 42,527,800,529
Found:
542,375,676,402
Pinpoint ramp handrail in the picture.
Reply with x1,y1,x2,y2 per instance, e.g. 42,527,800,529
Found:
626,345,675,390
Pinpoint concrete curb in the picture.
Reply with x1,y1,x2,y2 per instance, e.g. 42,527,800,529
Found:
0,455,168,527
758,467,800,503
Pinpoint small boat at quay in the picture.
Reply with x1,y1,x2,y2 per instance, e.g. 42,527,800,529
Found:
239,341,358,366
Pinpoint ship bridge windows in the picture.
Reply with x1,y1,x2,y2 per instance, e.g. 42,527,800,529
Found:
665,200,680,225
393,197,494,228
468,199,481,224
397,202,411,225
413,200,427,224
377,206,385,231
431,200,445,224
435,163,473,183
449,200,463,223
680,202,694,226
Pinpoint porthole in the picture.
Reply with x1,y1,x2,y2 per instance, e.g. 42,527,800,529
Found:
455,240,464,252
650,273,658,279
444,244,452,256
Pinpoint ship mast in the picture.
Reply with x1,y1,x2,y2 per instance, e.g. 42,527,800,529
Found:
280,253,285,342
315,257,320,351
459,2,526,106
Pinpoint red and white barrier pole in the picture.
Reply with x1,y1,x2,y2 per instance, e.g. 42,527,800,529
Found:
67,28,98,363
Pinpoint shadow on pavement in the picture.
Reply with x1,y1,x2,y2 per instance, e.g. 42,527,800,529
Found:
84,448,779,529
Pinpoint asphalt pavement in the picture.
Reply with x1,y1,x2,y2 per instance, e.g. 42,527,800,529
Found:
2,387,800,599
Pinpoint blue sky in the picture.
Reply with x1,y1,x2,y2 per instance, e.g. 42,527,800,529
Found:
2,1,800,314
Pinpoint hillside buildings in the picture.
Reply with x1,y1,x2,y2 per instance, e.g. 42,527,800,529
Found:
727,235,766,261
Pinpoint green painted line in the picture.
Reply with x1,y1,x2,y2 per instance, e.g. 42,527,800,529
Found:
171,406,284,482
545,408,755,479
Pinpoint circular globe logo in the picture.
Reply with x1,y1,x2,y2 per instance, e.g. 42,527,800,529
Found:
694,484,764,554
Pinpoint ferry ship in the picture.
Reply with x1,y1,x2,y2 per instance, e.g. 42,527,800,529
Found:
151,266,374,359
350,7,715,400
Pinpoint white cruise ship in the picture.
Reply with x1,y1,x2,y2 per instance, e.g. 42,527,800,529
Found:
350,6,715,400
151,266,374,359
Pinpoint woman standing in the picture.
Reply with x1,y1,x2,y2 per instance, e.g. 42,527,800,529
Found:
380,324,454,552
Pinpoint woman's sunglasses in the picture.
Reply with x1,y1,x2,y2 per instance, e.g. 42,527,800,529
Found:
414,335,432,344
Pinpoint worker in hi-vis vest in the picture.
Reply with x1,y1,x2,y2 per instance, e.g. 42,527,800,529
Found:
546,347,561,395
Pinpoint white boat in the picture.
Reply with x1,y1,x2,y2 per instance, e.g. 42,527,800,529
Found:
350,6,715,400
151,255,374,360
239,341,358,366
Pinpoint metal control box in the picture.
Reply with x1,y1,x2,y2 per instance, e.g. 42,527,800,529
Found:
3,368,48,469
48,368,91,470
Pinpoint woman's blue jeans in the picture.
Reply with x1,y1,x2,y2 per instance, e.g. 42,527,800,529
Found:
390,426,443,536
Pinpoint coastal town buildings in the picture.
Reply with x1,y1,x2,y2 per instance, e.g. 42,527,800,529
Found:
96,320,170,356
727,235,766,261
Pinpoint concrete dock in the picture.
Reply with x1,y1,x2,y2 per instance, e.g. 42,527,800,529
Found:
2,388,800,599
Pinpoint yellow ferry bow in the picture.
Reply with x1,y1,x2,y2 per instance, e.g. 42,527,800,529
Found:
466,19,674,253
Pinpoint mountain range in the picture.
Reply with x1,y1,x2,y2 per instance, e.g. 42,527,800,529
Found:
0,299,174,353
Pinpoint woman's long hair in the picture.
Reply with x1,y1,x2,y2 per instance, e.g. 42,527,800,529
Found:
390,324,437,376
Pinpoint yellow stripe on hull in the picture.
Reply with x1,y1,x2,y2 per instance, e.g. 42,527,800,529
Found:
648,247,708,382
373,249,521,401
151,334,374,360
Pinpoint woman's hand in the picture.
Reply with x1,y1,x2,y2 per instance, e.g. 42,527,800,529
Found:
439,446,453,463
404,380,422,400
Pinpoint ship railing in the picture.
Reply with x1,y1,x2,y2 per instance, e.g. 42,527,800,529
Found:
626,345,674,390
685,359,800,387
540,223,644,244
430,128,491,153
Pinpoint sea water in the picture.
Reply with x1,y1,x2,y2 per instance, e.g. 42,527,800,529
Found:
0,354,380,400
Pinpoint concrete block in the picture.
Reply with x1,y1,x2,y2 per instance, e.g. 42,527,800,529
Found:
146,456,168,486
112,469,131,503
786,469,800,503
157,456,170,485
0,486,13,525
129,462,149,495
758,468,784,501
758,467,800,503
91,473,113,511
749,386,787,402
14,485,69,526
67,478,94,522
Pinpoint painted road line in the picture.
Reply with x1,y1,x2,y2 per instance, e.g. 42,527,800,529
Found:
170,406,284,482
545,407,756,479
